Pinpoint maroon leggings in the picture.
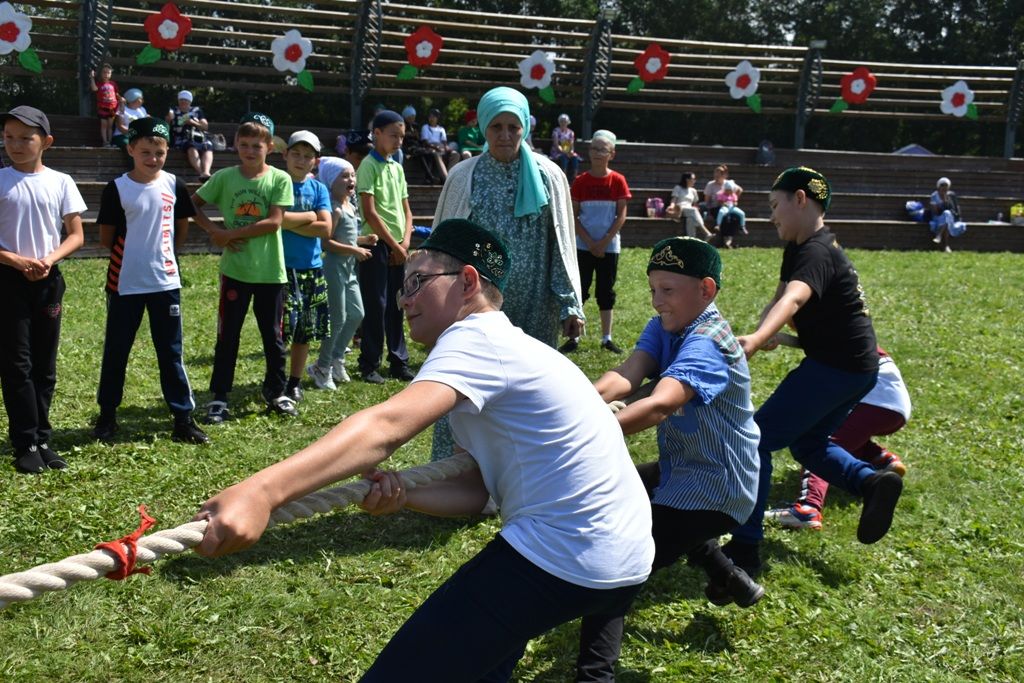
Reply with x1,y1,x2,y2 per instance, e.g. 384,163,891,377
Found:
798,403,906,510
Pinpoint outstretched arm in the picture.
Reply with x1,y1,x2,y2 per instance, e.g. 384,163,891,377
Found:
738,279,812,358
194,380,461,557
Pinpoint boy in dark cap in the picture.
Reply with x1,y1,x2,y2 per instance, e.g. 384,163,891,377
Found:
93,117,208,444
0,106,86,473
576,236,763,680
193,219,654,682
729,166,903,576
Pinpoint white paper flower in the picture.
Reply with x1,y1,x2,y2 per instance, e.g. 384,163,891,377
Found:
158,19,179,41
518,49,556,90
940,80,975,118
724,60,760,99
271,29,313,74
0,1,33,55
415,40,433,60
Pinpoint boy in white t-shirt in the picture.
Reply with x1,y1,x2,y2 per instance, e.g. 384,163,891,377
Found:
0,106,86,473
93,117,208,445
193,219,654,682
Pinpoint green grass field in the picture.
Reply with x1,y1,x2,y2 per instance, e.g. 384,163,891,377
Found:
2,247,1022,682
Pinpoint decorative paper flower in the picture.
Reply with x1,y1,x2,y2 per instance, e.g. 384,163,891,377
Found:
0,1,41,73
628,43,670,93
518,49,556,103
271,29,314,91
137,3,191,65
725,60,761,112
831,66,877,113
397,25,443,81
940,80,978,120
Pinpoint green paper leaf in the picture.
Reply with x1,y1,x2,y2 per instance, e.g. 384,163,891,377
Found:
136,45,162,66
746,93,762,113
297,70,314,92
539,86,555,104
396,64,419,81
965,103,979,120
18,47,42,74
626,77,645,94
830,99,849,113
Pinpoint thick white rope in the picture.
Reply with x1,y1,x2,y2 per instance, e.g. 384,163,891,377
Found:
0,453,478,610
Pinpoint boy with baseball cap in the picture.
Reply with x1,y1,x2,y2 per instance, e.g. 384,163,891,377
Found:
0,106,86,472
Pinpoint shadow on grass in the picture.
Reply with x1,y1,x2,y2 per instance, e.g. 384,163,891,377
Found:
160,510,479,582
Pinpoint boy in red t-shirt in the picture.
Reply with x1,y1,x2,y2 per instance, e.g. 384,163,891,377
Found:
563,129,632,354
90,64,120,146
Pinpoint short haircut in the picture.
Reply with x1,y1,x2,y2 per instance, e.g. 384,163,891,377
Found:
128,135,168,147
715,164,728,175
101,63,112,70
347,142,371,157
413,250,503,307
236,121,273,143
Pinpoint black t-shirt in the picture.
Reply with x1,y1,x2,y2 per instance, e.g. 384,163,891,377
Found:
781,228,878,372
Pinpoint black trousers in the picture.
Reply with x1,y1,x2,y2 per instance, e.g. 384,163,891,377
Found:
576,504,739,682
0,264,65,450
209,274,286,402
357,242,408,374
97,288,195,416
577,250,618,311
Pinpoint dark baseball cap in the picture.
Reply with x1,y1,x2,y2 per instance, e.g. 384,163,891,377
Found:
2,106,51,136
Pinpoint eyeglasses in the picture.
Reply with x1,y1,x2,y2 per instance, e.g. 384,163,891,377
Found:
397,270,461,302
590,147,612,156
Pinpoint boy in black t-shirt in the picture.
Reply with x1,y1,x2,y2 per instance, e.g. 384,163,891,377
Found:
721,167,903,584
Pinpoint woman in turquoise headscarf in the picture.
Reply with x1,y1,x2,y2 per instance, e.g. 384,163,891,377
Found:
431,86,584,460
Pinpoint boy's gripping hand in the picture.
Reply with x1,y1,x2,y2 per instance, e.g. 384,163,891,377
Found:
192,482,274,558
359,470,406,516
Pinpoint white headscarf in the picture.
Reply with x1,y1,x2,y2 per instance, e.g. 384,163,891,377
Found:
318,156,354,192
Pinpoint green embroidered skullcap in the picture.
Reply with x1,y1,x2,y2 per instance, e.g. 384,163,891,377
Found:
771,166,831,211
419,219,511,293
647,236,722,289
127,117,170,143
239,111,275,136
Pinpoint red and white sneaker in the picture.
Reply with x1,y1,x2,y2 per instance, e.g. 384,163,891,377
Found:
870,450,907,477
765,503,823,530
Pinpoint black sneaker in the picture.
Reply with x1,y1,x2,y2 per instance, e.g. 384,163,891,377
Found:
389,365,415,381
172,415,210,444
362,370,386,384
37,443,67,470
721,538,762,578
267,395,299,417
285,383,304,403
558,338,579,354
705,566,765,608
92,412,119,441
601,339,624,354
14,445,46,474
858,470,903,544
203,400,230,425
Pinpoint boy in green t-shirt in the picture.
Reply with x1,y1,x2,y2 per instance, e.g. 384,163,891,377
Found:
356,110,414,384
192,112,297,423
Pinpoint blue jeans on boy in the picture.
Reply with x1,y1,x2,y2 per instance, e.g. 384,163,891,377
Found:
732,357,878,545
97,289,195,416
361,535,641,682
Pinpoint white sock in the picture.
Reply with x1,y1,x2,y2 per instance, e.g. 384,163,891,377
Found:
602,334,612,343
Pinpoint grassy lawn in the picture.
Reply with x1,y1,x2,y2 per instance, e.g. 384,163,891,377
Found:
1,247,1022,682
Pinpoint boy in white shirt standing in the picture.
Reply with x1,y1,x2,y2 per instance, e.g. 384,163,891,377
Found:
93,117,208,445
0,106,86,473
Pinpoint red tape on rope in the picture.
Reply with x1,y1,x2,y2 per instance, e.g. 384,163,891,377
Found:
94,505,157,580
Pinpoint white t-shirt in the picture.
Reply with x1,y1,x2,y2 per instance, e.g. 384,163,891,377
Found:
97,172,193,294
862,355,912,420
116,105,149,135
414,311,654,589
0,167,87,260
420,123,447,146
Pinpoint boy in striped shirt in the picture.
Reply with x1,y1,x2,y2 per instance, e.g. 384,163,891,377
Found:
576,237,762,680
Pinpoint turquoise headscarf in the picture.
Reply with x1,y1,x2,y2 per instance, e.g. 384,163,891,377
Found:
476,87,549,218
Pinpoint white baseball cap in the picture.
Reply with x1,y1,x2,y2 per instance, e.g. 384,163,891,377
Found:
287,130,322,154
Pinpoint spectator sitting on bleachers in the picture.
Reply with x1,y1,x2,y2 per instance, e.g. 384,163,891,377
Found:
929,177,965,253
420,108,459,183
166,90,213,181
111,89,147,151
716,179,747,249
703,164,742,231
455,109,484,160
666,171,711,239
550,113,581,181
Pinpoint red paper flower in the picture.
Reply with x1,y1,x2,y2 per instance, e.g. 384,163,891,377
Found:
840,66,876,105
405,25,443,69
634,43,670,83
143,3,191,51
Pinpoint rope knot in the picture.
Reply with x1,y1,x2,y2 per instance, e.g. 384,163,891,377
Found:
94,505,157,580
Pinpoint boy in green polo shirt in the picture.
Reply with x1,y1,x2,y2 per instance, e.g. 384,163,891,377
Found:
356,110,414,384
192,112,297,422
